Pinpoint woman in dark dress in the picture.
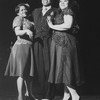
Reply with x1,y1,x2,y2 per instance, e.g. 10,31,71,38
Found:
5,3,34,100
47,0,80,100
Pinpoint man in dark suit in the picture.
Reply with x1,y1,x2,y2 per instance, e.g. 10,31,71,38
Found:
32,0,56,100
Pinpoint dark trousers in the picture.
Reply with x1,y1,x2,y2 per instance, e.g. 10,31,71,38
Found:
33,37,55,99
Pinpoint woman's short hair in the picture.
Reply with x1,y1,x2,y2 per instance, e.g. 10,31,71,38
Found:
15,3,30,14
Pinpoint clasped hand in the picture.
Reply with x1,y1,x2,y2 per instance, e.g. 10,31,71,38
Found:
26,29,33,39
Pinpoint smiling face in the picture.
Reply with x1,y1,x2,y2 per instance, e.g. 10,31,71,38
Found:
42,0,51,6
17,6,28,17
59,0,69,10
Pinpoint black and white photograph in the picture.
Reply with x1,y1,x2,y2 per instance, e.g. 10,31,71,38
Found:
0,0,100,100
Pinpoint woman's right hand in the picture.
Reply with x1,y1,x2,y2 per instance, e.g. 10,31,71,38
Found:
26,29,33,39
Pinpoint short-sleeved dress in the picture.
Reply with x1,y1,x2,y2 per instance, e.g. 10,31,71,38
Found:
48,8,81,87
5,16,34,78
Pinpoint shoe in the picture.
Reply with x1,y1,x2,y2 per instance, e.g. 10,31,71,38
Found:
42,99,50,100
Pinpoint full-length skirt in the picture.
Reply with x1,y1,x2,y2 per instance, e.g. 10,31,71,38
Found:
48,34,81,87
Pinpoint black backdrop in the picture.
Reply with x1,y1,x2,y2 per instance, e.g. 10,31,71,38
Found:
0,0,100,96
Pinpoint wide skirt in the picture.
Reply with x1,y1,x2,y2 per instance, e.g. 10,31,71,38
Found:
48,34,81,86
5,41,34,78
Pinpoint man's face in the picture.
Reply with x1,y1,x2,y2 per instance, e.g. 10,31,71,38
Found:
42,0,51,6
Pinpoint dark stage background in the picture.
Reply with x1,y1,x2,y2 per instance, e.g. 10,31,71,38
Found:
0,0,100,98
